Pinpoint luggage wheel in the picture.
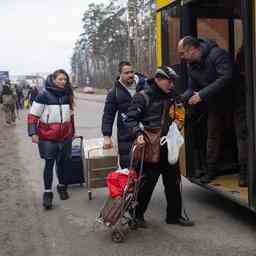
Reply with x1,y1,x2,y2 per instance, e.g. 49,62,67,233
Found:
111,229,125,243
88,191,92,200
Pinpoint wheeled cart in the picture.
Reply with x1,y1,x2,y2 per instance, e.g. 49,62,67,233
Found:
96,145,145,243
83,138,118,200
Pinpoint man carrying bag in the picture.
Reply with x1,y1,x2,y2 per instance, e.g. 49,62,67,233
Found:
126,66,194,228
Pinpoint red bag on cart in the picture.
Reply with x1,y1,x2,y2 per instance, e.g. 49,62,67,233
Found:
106,169,137,198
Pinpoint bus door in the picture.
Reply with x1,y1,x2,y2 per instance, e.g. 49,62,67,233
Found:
180,0,255,209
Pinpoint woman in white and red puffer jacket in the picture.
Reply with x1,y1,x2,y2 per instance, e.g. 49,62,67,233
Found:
28,69,75,210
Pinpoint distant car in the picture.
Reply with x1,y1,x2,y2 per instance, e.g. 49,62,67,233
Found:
83,86,95,94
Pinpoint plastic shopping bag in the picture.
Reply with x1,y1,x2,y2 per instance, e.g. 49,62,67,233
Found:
24,98,30,109
160,122,184,164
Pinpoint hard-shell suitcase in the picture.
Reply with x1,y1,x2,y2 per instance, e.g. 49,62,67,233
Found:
62,136,85,186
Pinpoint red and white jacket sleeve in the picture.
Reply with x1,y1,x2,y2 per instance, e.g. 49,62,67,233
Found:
71,110,75,137
27,101,45,136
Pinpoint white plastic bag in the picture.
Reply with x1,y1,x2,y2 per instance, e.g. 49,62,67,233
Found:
160,122,184,164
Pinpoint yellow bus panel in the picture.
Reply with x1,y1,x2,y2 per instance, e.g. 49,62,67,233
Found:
156,0,175,11
156,12,162,67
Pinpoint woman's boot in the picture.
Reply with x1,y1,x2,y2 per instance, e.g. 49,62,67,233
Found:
43,192,53,209
239,164,248,187
57,184,69,200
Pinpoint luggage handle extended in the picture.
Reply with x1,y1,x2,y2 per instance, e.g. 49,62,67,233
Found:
72,136,84,152
129,144,145,169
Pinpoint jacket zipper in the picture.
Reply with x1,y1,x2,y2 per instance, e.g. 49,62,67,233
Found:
59,98,63,138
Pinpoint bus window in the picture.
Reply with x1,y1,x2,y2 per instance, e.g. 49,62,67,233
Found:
197,19,229,50
234,19,243,55
162,4,183,93
167,8,180,66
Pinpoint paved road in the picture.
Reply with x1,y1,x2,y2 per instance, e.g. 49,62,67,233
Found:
0,93,255,256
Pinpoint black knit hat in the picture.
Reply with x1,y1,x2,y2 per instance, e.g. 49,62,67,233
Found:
155,66,179,80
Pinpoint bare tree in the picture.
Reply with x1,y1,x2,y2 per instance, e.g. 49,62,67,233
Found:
71,0,156,88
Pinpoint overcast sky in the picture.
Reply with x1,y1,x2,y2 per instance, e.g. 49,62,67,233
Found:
0,0,107,76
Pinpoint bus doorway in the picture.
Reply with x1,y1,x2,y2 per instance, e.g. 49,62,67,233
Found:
180,0,254,208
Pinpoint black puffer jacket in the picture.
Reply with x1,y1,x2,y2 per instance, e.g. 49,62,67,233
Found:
182,38,233,111
126,80,176,138
102,79,137,168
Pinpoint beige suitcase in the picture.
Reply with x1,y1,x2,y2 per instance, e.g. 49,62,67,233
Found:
83,138,118,200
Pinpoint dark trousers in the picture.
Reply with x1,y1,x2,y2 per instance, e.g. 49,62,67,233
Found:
207,111,225,167
43,156,66,190
234,104,248,165
119,140,133,169
135,145,182,220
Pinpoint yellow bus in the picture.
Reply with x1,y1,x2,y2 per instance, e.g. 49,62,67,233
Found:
155,0,256,211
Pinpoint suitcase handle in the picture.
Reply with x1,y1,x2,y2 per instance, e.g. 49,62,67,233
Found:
72,136,84,152
73,135,83,141
86,146,118,159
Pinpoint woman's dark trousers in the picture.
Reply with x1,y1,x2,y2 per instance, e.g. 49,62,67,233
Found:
43,155,66,190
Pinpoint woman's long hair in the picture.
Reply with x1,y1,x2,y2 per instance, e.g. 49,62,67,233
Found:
52,69,74,110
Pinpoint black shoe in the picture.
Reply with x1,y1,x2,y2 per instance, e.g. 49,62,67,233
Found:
239,166,248,187
239,175,248,187
166,216,195,227
43,192,53,210
200,172,216,183
194,169,205,179
135,218,148,229
57,185,69,200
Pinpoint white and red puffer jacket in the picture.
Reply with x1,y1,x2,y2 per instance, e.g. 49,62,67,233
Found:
27,77,74,141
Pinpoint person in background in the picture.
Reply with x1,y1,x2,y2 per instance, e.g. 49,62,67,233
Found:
15,84,24,110
101,61,147,168
27,85,39,106
27,69,75,210
1,83,17,126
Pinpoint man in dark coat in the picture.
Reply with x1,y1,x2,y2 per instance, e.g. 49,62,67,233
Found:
102,61,145,168
178,36,233,183
126,66,194,227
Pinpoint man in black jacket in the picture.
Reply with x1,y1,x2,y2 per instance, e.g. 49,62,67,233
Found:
102,61,145,168
178,36,233,183
126,66,194,227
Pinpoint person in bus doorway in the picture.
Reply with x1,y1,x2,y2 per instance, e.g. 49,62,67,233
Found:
234,45,249,186
178,36,233,183
126,66,194,228
27,69,75,210
101,61,147,168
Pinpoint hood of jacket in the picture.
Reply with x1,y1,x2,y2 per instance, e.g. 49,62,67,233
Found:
45,74,71,97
